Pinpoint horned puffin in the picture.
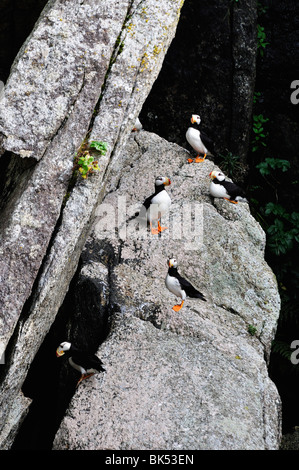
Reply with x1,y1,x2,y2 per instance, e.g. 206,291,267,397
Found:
186,114,214,163
209,170,247,204
137,176,171,234
165,258,206,311
56,341,105,387
132,117,142,132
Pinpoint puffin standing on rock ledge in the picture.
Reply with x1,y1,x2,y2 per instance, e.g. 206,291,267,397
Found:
137,176,171,235
56,342,105,387
186,114,214,163
165,258,206,311
209,170,247,204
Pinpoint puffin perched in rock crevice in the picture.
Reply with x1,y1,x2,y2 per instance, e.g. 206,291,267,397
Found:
186,114,214,163
209,170,247,204
132,117,142,132
137,176,171,234
56,341,105,387
165,258,206,311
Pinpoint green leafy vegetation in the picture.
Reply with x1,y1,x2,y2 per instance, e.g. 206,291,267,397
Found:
251,114,269,152
74,139,107,179
257,24,269,57
253,91,262,104
77,153,99,179
256,157,291,176
257,1,269,16
248,108,299,384
217,151,242,178
248,325,257,336
89,140,108,155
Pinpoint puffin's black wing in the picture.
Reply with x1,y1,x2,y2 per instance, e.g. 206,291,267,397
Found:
200,130,215,154
142,192,155,210
129,192,154,221
221,180,246,200
176,273,206,301
72,350,105,372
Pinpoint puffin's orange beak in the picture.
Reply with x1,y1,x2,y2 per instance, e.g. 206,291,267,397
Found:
56,348,64,357
191,116,195,124
164,178,171,186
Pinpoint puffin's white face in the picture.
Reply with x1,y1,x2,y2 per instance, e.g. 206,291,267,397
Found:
56,341,71,357
209,171,225,181
155,176,171,187
191,114,201,125
168,258,178,268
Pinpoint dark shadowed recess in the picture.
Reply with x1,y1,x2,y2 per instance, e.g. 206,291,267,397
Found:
0,0,48,83
12,257,111,450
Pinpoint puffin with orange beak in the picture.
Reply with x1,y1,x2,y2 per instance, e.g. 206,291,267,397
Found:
165,258,206,311
132,117,142,132
186,114,214,163
56,342,105,387
209,170,247,204
137,176,171,235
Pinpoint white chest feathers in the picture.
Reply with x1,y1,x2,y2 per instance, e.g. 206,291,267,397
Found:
186,127,207,154
209,181,229,199
147,190,171,222
165,274,186,300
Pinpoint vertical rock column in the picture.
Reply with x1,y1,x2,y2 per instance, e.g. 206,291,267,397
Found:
0,0,184,449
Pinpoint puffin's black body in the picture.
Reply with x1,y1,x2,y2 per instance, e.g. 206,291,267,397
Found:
212,178,246,201
168,266,206,300
67,345,105,373
135,176,171,234
56,341,105,386
209,170,247,203
142,181,167,210
165,259,206,311
186,114,215,162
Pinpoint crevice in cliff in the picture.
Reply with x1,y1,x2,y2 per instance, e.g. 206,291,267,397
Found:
0,151,37,231
12,241,115,450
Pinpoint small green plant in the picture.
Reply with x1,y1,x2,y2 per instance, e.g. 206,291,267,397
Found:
217,151,242,178
252,114,269,152
265,204,299,256
254,158,298,255
74,139,107,179
89,140,108,155
256,157,291,175
257,24,269,57
253,91,262,104
77,152,99,179
257,1,269,16
248,324,257,336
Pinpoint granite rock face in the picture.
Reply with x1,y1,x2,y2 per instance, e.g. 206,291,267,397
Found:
0,0,183,448
53,130,281,450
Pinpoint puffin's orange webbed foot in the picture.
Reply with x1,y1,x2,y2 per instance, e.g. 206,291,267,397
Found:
224,197,238,204
76,372,94,387
187,158,194,163
150,223,160,235
172,301,184,312
157,221,168,233
195,153,206,162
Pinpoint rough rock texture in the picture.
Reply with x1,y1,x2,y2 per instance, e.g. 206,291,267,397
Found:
0,0,183,448
53,130,281,450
